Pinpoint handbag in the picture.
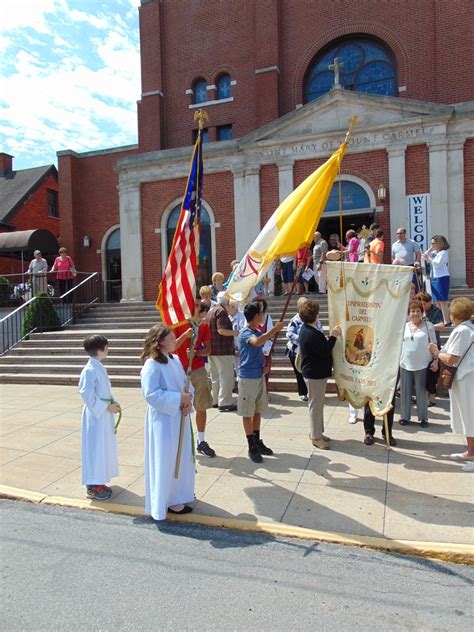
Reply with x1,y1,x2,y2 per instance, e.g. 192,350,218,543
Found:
438,342,472,390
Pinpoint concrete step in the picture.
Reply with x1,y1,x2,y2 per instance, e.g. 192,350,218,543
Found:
0,355,142,365
10,346,144,356
0,364,142,376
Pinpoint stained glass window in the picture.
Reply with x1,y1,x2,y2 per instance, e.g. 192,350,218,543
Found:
216,74,231,100
304,38,397,103
192,78,207,104
324,181,371,214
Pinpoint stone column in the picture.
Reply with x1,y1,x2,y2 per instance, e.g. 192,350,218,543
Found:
277,160,294,204
119,182,143,301
446,139,466,285
429,141,450,240
387,145,407,243
232,167,261,259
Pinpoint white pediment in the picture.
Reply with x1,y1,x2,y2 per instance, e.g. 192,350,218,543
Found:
240,89,454,145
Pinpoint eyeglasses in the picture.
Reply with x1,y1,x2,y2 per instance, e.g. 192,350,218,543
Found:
396,232,405,236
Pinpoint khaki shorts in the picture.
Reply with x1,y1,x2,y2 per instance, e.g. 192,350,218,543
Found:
237,377,268,417
191,366,213,411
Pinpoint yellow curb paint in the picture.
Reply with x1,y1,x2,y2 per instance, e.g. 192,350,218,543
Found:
1,484,473,565
0,485,47,504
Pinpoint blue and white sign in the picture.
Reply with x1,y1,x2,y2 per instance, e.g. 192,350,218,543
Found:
407,193,431,253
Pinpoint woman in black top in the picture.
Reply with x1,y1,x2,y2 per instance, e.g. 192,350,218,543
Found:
298,299,341,449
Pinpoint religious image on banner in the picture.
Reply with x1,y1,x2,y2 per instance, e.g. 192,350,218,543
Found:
327,262,413,415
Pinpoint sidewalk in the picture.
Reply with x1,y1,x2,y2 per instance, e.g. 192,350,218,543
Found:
1,383,473,546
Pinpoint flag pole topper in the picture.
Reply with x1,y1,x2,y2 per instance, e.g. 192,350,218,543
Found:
194,108,208,131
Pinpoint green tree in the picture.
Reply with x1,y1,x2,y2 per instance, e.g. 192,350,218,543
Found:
21,293,61,338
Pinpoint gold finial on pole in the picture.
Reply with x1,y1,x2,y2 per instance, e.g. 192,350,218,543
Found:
344,115,359,143
194,108,209,130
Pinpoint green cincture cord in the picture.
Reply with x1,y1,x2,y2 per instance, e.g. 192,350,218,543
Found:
100,397,122,434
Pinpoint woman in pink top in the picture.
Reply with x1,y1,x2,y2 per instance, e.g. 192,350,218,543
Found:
346,229,360,263
296,247,312,295
50,247,76,302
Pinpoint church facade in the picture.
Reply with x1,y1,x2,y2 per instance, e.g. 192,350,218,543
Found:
58,0,474,300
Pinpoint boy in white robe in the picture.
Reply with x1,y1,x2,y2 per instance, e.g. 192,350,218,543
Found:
79,335,121,501
141,324,195,520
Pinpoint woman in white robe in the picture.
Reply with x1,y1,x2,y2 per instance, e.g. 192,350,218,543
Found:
141,324,195,520
79,354,119,489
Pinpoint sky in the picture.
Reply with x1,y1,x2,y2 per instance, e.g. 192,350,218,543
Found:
0,0,141,170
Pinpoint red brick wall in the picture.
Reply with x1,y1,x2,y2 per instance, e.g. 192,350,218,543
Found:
259,165,279,225
136,0,473,150
293,149,391,261
405,144,429,195
0,171,59,276
465,140,474,288
140,170,235,300
58,148,138,274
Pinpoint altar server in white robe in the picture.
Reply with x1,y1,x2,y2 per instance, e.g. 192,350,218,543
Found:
141,324,195,520
79,334,121,501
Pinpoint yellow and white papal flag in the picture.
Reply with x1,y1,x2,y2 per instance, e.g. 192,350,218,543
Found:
225,143,347,302
327,261,413,415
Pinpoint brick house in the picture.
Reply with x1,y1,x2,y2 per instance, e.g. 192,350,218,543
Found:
58,0,474,300
0,153,59,275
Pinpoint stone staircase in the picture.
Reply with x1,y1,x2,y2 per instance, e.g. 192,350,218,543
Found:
0,288,472,392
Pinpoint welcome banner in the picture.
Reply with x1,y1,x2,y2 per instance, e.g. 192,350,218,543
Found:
327,262,412,415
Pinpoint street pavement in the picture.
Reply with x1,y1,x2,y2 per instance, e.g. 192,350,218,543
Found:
1,500,473,632
0,383,473,544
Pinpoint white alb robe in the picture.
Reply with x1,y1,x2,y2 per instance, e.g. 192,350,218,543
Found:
141,356,195,520
78,357,119,486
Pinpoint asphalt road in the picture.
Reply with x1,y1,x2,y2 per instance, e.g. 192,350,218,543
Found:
0,500,473,631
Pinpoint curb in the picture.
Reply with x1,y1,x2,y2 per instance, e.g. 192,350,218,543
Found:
1,484,473,566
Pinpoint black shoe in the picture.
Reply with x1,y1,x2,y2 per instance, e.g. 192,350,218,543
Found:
197,441,216,458
218,404,237,412
364,433,375,446
248,445,263,463
168,505,193,515
257,439,274,456
399,419,409,426
420,420,429,428
427,401,436,407
382,434,397,446
212,404,219,409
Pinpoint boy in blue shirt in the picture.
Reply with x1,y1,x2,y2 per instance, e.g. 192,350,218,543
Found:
238,301,284,463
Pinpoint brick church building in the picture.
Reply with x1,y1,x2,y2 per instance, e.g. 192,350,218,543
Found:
58,0,473,301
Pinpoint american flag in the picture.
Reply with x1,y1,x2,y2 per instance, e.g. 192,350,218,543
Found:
156,131,203,326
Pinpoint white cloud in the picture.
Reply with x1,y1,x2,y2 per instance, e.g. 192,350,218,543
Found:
0,0,141,168
0,0,63,34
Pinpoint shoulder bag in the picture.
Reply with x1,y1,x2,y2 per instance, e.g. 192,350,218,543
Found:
438,342,472,390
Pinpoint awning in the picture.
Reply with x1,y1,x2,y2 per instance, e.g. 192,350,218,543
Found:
0,229,59,254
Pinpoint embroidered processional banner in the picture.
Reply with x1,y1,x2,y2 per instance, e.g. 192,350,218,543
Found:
327,262,412,415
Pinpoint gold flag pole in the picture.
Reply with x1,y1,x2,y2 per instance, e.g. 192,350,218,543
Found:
174,109,208,479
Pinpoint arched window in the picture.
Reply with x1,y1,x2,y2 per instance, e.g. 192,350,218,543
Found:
324,181,371,214
167,204,212,285
192,78,207,104
304,37,397,103
216,73,231,100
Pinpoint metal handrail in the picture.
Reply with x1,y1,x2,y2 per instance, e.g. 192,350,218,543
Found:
0,296,37,324
60,271,99,301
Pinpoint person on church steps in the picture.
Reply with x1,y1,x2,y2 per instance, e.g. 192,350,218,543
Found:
238,301,284,463
210,271,225,301
175,301,216,458
141,324,195,519
298,299,341,450
423,235,451,325
50,246,76,303
286,297,323,402
368,229,385,264
345,229,360,263
312,231,328,294
363,222,380,262
79,335,121,501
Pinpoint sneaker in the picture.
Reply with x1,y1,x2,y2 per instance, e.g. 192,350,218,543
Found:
300,395,308,402
420,420,429,428
312,437,330,450
248,445,263,463
449,453,474,461
348,414,357,424
103,484,113,493
197,441,216,458
87,485,112,501
257,439,274,456
364,433,375,446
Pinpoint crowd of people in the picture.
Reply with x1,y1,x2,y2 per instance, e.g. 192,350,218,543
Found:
77,232,473,521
